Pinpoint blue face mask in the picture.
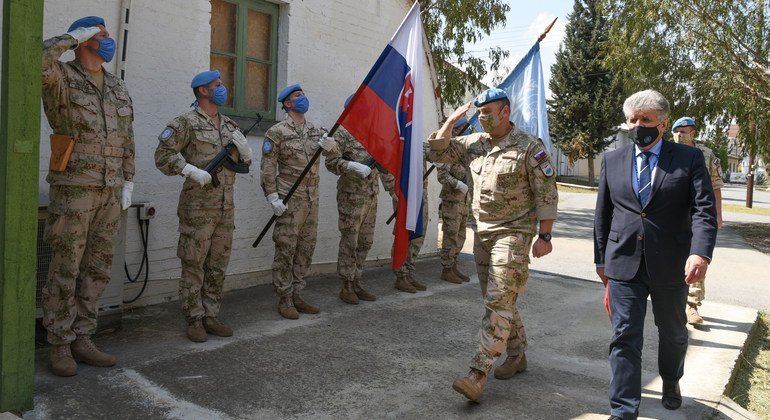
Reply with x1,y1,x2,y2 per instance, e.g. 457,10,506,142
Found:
208,85,228,107
86,37,116,62
291,95,309,113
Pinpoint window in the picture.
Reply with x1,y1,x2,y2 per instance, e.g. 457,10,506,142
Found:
210,0,279,119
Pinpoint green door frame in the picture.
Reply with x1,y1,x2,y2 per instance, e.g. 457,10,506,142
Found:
0,0,43,413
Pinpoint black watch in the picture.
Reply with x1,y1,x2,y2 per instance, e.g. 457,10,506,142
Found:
538,232,552,242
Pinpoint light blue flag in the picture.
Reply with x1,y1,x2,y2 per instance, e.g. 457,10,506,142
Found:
470,42,552,152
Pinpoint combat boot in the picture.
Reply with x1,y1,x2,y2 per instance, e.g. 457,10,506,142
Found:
278,296,299,319
441,267,463,284
203,317,233,337
293,293,321,314
340,281,360,304
71,336,117,367
408,273,427,291
493,353,527,379
687,304,704,325
452,368,487,402
353,279,377,301
49,344,77,377
186,319,208,342
394,273,417,293
452,264,471,282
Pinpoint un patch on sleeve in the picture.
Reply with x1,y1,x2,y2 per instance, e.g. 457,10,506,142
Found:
540,162,555,177
262,140,274,154
158,127,174,141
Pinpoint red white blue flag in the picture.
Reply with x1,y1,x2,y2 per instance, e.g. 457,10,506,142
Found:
335,2,424,269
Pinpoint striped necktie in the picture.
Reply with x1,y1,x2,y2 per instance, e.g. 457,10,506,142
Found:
638,151,652,207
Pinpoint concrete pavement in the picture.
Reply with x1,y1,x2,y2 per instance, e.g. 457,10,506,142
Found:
20,191,767,419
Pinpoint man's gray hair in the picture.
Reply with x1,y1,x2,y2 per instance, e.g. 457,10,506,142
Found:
623,89,670,121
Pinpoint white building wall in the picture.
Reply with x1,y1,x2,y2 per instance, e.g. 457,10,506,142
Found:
38,0,443,307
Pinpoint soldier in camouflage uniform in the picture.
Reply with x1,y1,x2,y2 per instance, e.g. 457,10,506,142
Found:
672,116,724,325
261,84,337,319
427,89,558,403
155,70,251,342
326,116,390,304
437,117,472,284
41,16,135,377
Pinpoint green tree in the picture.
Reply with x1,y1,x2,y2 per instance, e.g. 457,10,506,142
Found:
421,0,510,108
547,0,624,185
602,0,770,204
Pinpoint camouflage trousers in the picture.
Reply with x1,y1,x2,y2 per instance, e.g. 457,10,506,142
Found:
439,198,467,268
393,192,428,276
177,208,234,323
471,231,533,374
687,279,706,307
272,196,318,297
42,185,121,345
337,191,378,284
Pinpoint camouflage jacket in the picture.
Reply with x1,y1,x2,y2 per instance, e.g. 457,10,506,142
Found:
325,126,384,196
428,126,558,237
42,34,135,188
436,162,469,203
154,107,247,210
697,144,724,189
260,117,329,201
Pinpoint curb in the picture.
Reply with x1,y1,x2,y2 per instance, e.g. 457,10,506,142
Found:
719,311,764,419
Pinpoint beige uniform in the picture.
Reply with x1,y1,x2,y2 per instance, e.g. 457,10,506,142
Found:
260,117,329,297
688,144,723,307
428,126,558,374
437,162,469,268
155,107,247,323
40,34,135,345
325,127,386,285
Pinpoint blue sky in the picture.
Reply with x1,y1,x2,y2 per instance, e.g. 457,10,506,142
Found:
465,0,574,96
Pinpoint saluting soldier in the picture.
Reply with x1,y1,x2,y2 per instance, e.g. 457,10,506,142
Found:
155,70,252,342
427,88,558,403
41,16,135,377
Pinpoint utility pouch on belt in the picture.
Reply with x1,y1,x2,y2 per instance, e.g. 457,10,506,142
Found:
49,134,76,172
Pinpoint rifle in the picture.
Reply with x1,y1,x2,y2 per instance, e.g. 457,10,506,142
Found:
385,163,435,225
204,114,263,187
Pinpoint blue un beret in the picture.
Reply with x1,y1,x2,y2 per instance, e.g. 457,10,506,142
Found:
191,70,221,89
68,16,105,32
278,84,303,103
473,88,508,107
672,116,696,131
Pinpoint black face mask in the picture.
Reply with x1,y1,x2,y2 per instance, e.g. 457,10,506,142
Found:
628,125,659,147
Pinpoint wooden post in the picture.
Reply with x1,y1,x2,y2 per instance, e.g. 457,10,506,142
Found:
0,0,43,413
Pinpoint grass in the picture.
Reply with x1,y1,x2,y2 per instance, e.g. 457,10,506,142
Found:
557,184,597,194
731,223,770,254
727,312,770,419
723,204,770,217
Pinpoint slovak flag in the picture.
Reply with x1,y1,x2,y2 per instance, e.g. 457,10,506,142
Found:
335,2,424,269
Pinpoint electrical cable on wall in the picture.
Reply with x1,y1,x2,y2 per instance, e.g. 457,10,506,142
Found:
123,208,150,304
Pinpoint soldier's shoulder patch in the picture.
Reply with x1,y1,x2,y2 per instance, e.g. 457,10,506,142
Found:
540,162,555,177
714,157,720,166
262,139,274,154
533,148,549,163
158,127,174,141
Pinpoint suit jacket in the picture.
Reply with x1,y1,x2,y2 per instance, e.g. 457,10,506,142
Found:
594,139,718,282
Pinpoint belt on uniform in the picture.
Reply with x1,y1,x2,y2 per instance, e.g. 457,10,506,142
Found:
73,144,124,158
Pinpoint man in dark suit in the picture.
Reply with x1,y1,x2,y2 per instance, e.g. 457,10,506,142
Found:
593,90,717,420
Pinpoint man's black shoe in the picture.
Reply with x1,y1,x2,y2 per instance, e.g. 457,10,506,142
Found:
661,380,682,410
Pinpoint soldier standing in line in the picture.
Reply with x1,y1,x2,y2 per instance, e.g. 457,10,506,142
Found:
260,84,337,319
427,88,558,403
671,116,724,325
41,16,135,376
326,97,388,304
155,70,251,342
436,116,473,284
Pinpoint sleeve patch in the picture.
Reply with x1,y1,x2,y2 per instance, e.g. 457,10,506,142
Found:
533,149,548,163
540,162,555,177
158,127,174,141
262,140,274,154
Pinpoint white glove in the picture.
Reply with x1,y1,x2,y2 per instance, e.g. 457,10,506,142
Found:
267,192,287,216
318,134,337,152
345,161,372,178
181,163,212,187
231,130,253,162
120,181,134,210
454,180,468,194
67,26,101,45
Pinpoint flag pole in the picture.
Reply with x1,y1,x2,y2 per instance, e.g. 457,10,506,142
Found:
537,17,558,43
251,122,341,248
